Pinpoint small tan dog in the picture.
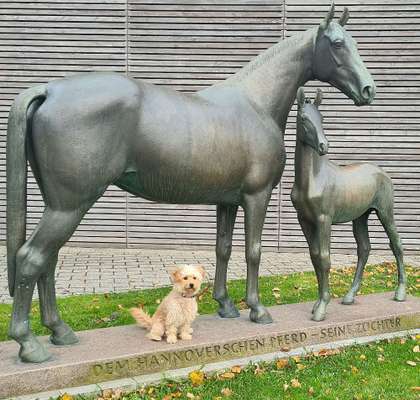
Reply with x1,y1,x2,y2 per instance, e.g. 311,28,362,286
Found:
130,264,205,344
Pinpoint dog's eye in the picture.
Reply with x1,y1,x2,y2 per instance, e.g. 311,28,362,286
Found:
183,276,188,280
193,276,197,280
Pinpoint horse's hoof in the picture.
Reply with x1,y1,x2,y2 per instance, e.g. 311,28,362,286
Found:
50,323,79,346
342,294,355,305
250,307,273,324
311,310,326,322
19,338,51,363
394,285,406,302
312,300,320,313
217,300,240,319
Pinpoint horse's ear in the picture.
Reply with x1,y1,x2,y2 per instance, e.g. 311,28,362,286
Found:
314,89,323,107
320,2,335,31
297,87,306,108
339,7,349,26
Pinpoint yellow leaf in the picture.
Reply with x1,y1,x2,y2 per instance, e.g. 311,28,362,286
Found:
162,395,172,400
413,345,420,353
219,372,235,380
400,338,406,344
377,355,385,362
156,299,161,304
60,394,73,400
276,359,288,369
189,370,205,386
406,360,417,367
297,363,306,371
231,365,242,374
283,383,289,392
221,388,233,397
292,356,301,363
359,354,367,361
308,387,315,396
411,387,420,392
186,393,196,400
351,366,359,374
291,378,301,388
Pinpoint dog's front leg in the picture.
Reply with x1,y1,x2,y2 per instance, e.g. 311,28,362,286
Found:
179,323,193,340
165,324,178,344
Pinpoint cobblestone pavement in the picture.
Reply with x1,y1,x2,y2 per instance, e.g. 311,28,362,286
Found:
0,246,419,303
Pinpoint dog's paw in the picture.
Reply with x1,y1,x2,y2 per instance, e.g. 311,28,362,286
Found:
167,335,178,344
147,333,162,341
180,333,192,340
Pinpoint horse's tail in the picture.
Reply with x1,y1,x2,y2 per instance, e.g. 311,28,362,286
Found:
130,307,153,330
7,85,47,297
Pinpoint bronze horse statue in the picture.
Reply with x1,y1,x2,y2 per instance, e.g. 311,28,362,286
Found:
291,87,406,322
7,4,375,362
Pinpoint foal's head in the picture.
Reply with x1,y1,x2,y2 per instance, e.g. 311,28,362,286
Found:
296,87,328,156
313,3,375,106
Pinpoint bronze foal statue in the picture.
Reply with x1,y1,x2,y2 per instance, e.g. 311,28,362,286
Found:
7,4,375,362
291,88,406,322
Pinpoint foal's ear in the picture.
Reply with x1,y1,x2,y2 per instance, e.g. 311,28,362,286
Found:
320,2,335,31
339,7,349,26
297,87,306,109
314,89,323,107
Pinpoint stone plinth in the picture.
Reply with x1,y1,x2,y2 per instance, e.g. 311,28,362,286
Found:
0,292,419,399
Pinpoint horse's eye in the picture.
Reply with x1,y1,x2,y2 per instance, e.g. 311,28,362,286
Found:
333,39,344,49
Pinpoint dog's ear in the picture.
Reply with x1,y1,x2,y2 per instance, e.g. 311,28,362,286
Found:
169,266,182,283
196,265,206,279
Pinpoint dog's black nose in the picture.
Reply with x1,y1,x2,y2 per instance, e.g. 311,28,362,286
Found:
189,283,194,288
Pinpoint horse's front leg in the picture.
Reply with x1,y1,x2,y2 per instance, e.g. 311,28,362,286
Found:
243,188,272,324
213,204,240,318
309,215,332,322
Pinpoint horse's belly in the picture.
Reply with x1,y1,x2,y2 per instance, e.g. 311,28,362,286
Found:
115,171,242,205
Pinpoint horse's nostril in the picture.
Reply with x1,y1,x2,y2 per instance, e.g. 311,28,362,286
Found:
362,85,373,100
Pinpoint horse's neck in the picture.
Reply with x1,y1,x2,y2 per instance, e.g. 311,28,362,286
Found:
227,29,316,130
294,136,325,191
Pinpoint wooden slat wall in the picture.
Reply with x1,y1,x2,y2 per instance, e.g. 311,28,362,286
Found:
0,0,128,246
280,0,420,252
0,0,419,252
126,0,282,248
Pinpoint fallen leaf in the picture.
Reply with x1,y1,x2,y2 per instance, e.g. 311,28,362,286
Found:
308,387,315,396
254,365,265,375
291,378,301,388
400,338,406,344
221,388,233,397
292,356,301,363
102,389,114,399
156,299,161,304
189,370,205,386
219,372,235,380
359,354,367,361
377,355,385,362
406,360,417,367
117,304,124,310
162,395,172,400
351,366,359,374
60,394,73,400
276,359,288,369
280,346,290,352
186,393,195,400
231,365,242,374
297,363,306,371
283,383,289,392
172,393,182,398
411,387,420,392
413,345,420,353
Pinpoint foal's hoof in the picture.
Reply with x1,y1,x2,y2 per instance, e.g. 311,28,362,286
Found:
394,285,406,302
50,323,79,346
19,338,51,363
250,307,273,324
217,299,240,319
342,293,356,305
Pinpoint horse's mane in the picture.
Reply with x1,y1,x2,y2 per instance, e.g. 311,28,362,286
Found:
225,28,316,84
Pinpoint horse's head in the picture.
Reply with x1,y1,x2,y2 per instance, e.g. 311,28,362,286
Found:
313,3,375,106
296,87,328,156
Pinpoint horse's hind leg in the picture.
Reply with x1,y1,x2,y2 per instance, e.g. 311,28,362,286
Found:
37,254,78,346
376,207,406,301
343,211,371,305
213,204,240,318
9,204,98,362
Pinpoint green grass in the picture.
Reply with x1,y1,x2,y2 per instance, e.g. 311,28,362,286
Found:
0,263,418,342
104,337,419,400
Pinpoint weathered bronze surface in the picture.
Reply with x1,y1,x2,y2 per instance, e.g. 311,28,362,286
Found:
291,87,406,322
7,4,375,362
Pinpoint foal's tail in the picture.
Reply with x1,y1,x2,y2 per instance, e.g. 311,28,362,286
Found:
7,85,47,297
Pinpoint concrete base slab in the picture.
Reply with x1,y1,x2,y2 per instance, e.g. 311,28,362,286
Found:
1,292,419,399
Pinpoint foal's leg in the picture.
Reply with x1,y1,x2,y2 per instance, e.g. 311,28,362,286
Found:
213,204,239,318
376,208,406,301
310,215,332,322
9,206,93,362
343,211,371,305
243,189,272,324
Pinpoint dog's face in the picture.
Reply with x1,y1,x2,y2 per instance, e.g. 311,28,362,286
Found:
170,264,206,297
